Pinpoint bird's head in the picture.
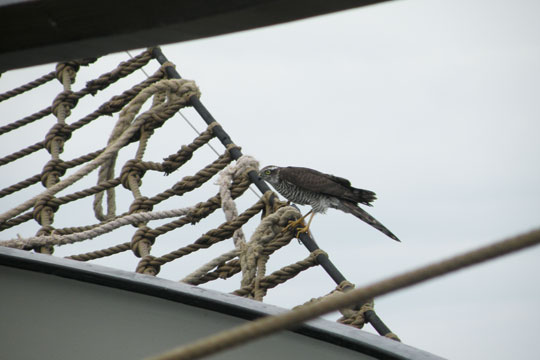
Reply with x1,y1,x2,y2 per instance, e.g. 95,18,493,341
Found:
259,165,281,185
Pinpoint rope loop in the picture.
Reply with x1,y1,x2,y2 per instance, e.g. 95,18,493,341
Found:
225,143,241,154
336,280,355,291
44,123,72,154
160,61,176,72
131,226,156,257
310,249,328,263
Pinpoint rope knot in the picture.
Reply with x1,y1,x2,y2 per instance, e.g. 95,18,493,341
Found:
55,62,80,84
52,90,79,117
31,227,54,252
120,160,147,190
33,195,59,225
136,255,160,276
338,309,368,329
128,197,154,215
32,226,56,254
336,280,355,292
169,79,201,102
44,123,72,154
41,159,67,186
131,226,156,257
337,296,374,330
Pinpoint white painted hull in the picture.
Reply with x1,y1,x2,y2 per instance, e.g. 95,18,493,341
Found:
0,247,443,360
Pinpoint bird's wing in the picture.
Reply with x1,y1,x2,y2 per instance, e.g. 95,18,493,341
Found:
279,167,364,202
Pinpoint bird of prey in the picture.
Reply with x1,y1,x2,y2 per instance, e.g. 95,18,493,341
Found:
259,165,400,241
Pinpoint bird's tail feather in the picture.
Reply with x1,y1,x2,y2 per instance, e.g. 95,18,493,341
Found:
339,201,400,242
352,188,377,206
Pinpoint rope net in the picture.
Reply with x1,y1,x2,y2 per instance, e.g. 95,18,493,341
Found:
0,48,383,335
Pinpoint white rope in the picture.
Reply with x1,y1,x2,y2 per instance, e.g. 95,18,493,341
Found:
0,207,195,250
216,155,260,248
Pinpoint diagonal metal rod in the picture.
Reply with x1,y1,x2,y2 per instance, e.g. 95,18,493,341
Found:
151,46,395,339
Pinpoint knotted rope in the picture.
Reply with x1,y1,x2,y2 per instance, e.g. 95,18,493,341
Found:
0,79,200,225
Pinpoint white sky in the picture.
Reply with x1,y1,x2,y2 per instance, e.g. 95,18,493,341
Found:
1,0,540,359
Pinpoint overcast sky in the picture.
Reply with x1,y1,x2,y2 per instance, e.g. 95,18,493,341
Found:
1,0,540,359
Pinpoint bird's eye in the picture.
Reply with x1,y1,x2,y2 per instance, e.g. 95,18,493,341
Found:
264,170,271,175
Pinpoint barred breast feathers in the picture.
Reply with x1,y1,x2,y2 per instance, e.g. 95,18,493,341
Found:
275,180,331,213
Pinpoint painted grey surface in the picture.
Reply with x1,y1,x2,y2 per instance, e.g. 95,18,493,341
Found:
0,247,444,360
0,0,392,71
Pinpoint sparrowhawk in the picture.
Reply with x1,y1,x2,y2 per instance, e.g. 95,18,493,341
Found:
259,165,399,242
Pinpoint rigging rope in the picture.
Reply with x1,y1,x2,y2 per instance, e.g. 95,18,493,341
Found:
146,227,540,360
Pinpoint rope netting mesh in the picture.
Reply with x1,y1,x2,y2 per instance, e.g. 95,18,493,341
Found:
0,48,378,332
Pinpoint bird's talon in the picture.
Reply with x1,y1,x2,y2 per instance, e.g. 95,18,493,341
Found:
281,218,311,238
282,218,304,233
295,226,309,238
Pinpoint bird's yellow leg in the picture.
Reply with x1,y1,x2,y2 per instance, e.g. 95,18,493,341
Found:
283,210,315,238
283,209,312,234
294,212,315,237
